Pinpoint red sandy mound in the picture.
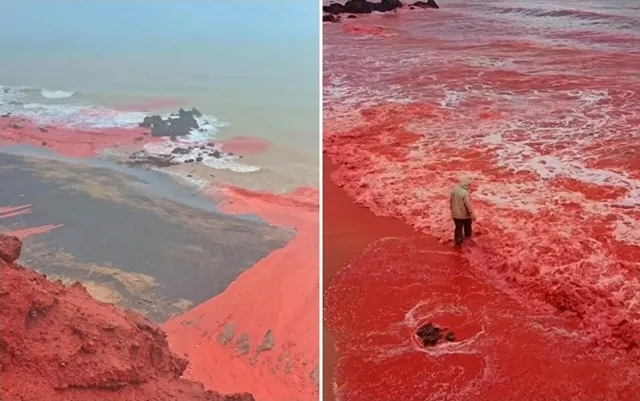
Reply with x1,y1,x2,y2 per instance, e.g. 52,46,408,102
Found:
164,186,319,401
0,234,255,401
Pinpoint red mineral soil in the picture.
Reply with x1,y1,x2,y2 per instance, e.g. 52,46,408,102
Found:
163,185,319,401
0,234,255,401
323,156,640,401
0,116,156,157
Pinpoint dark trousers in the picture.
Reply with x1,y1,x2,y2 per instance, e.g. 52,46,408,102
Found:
453,218,472,245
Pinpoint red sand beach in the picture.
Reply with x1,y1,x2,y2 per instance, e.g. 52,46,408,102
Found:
323,0,640,398
164,185,319,401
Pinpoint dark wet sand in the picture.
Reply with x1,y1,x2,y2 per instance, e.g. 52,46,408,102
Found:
0,152,294,322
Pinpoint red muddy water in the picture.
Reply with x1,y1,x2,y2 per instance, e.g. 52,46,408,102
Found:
0,117,155,157
323,0,640,399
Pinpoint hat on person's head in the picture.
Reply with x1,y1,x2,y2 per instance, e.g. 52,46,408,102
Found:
459,175,472,188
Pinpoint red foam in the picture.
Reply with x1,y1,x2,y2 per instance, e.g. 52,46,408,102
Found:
164,186,318,401
342,24,389,36
323,158,640,401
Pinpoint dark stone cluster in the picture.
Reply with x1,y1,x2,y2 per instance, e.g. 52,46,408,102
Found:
139,107,203,139
416,323,456,347
322,0,439,23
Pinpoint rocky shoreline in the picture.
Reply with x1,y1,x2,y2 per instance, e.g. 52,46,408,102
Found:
322,0,438,22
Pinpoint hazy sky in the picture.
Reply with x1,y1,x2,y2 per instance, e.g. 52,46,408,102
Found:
1,0,319,52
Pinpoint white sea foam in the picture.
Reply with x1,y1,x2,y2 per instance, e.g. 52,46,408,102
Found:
41,89,75,99
1,85,225,142
143,140,260,173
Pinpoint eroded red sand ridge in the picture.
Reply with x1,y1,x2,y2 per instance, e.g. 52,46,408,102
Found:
0,234,255,401
164,186,319,401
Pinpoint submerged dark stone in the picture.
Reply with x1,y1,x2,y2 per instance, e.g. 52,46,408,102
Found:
416,323,455,347
347,14,357,18
323,14,341,23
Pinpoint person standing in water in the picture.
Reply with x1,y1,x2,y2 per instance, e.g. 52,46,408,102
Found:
450,176,476,247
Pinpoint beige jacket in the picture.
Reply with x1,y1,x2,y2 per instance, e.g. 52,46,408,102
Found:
450,177,476,220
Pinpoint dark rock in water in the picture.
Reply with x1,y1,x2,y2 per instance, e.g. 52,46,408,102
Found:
134,136,144,141
38,127,48,133
347,14,357,18
185,159,194,163
416,323,455,347
211,150,222,159
139,108,201,138
139,115,163,128
41,141,48,147
3,88,8,94
150,120,171,136
409,6,415,9
324,0,403,14
1,113,10,118
412,0,439,9
171,147,191,155
10,124,21,130
377,0,403,12
127,150,178,168
323,14,341,23
195,157,203,162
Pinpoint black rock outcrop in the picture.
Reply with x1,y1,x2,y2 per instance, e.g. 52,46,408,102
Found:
139,108,200,139
323,0,403,14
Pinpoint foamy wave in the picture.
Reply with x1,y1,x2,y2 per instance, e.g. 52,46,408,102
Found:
1,85,225,142
143,140,260,173
41,89,75,99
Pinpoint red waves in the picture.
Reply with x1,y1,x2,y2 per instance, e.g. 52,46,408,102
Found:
324,0,640,398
